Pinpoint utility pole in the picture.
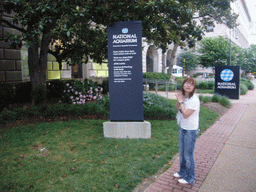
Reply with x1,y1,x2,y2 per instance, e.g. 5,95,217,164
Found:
183,58,185,77
229,27,232,66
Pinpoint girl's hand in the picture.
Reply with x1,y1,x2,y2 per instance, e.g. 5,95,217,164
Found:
176,91,183,103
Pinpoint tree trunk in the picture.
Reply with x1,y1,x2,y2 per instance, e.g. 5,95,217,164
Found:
167,42,179,77
28,44,40,89
162,50,166,73
28,34,51,90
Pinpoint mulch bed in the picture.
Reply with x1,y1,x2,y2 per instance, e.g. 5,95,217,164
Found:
0,114,104,129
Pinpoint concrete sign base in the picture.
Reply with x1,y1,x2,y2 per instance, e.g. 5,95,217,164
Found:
103,121,151,139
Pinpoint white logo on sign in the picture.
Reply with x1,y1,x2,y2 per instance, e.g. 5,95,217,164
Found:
220,69,234,82
122,28,128,33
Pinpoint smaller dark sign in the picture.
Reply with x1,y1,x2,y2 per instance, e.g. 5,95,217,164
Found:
215,66,240,99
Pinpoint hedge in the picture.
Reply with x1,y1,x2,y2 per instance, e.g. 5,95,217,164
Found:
143,72,170,81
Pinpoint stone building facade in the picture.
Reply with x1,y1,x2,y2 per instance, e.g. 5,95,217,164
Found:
204,0,251,48
0,12,22,83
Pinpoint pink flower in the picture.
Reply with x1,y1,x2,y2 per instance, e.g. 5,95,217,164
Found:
66,83,69,86
93,96,97,100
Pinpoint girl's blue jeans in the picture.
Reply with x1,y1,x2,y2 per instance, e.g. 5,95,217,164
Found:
178,127,199,184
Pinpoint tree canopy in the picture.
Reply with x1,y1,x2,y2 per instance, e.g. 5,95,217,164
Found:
150,0,237,49
242,44,256,73
177,51,198,71
0,0,238,87
139,0,238,76
198,36,234,66
198,36,256,73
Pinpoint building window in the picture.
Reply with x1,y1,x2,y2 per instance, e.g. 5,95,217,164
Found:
72,64,83,78
89,61,109,78
21,48,29,80
47,62,61,79
146,56,153,72
62,61,70,70
47,61,71,80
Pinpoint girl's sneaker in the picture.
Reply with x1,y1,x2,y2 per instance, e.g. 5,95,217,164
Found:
178,178,189,184
173,173,182,178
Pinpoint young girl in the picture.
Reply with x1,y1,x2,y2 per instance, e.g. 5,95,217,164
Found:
174,77,200,184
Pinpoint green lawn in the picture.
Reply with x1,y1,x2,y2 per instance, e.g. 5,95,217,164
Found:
0,101,219,191
196,89,214,94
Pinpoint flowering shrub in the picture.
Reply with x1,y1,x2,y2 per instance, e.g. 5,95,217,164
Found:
60,80,103,104
97,95,110,110
143,92,176,119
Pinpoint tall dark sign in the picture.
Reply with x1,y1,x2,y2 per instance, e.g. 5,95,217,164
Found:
108,21,144,121
215,66,240,99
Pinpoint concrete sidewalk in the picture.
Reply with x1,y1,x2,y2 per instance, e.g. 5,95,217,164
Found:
141,82,256,192
198,86,256,192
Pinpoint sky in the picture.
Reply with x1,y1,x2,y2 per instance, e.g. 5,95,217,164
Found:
245,0,256,44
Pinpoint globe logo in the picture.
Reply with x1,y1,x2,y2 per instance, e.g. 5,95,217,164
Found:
122,28,128,33
220,69,234,82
